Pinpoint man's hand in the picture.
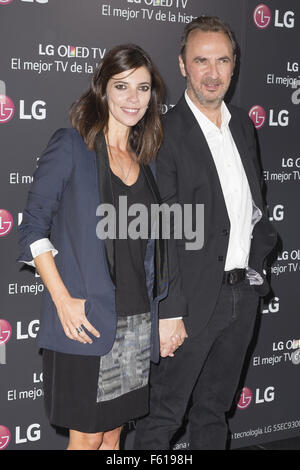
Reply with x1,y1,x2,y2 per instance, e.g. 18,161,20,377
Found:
159,318,188,358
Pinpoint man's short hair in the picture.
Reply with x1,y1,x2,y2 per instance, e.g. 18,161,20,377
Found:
180,16,237,63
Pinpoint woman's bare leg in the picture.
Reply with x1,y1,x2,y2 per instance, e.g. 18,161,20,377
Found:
67,429,104,450
99,426,123,450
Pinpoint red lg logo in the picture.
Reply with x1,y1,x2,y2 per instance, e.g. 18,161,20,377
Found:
249,105,266,129
0,210,13,236
0,95,15,123
0,426,11,450
237,387,253,409
0,320,12,345
253,4,272,29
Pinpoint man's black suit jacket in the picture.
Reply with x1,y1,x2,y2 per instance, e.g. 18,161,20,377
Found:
157,95,277,337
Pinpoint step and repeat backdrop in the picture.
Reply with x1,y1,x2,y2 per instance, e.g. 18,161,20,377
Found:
0,0,299,451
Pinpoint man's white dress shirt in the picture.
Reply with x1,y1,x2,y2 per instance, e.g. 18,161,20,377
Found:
185,91,256,271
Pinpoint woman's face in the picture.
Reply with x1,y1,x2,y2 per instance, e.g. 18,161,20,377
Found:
106,66,152,131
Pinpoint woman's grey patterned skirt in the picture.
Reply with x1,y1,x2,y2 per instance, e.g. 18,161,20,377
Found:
97,312,151,403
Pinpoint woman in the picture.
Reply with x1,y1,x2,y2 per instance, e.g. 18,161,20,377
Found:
18,44,169,450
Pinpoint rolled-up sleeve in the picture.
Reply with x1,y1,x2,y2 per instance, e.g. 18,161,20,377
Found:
17,128,74,264
22,238,58,268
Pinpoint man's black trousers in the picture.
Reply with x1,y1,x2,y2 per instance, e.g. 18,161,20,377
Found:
134,279,260,450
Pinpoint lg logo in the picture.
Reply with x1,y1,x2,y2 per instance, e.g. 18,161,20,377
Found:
0,209,13,236
262,297,280,314
249,105,289,129
19,100,47,120
15,424,41,444
0,426,11,450
268,204,284,222
253,4,295,29
248,105,266,129
0,424,41,450
0,320,12,345
17,320,40,340
0,95,14,122
256,387,275,405
253,4,272,29
0,320,40,342
237,387,253,409
0,96,46,122
0,80,46,123
237,386,275,410
0,319,10,365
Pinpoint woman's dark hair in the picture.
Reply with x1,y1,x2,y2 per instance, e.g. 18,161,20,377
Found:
70,44,165,164
180,16,237,64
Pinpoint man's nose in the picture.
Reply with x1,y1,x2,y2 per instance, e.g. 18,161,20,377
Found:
207,62,220,78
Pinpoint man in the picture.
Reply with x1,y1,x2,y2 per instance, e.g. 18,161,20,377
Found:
134,16,277,450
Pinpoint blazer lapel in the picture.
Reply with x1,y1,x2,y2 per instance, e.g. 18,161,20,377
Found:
141,164,161,204
142,164,168,299
95,133,116,284
177,97,229,218
179,96,263,212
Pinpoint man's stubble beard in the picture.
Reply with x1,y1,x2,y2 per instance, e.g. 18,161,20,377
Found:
186,74,226,109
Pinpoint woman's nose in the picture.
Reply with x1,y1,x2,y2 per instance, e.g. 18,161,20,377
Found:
127,88,139,103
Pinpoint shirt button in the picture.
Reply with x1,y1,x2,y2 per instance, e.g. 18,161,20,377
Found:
222,229,229,236
218,255,224,262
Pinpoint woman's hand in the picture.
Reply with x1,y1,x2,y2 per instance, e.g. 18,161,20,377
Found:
159,318,188,357
33,251,100,345
55,295,100,344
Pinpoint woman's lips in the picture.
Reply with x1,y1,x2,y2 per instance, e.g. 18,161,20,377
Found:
121,107,140,115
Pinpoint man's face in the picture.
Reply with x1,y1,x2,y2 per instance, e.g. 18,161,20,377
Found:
179,30,235,108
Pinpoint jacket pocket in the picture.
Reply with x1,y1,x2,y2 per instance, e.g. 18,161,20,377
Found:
84,295,117,356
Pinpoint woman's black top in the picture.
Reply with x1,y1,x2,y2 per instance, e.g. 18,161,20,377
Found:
110,167,154,316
